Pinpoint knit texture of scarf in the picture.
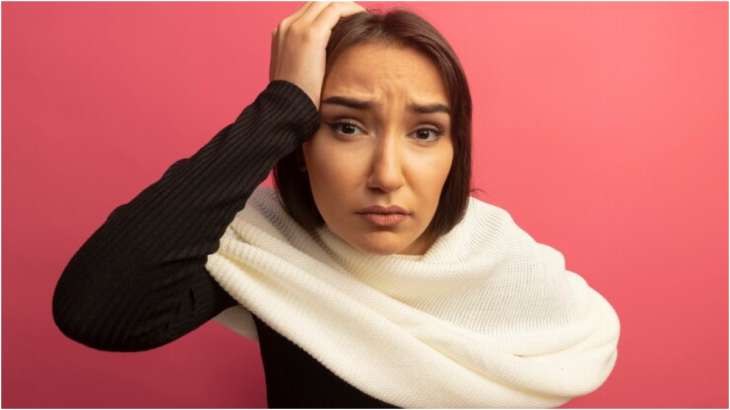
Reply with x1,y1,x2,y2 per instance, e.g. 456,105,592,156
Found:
206,185,620,408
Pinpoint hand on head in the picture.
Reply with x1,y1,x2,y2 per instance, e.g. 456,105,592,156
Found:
269,1,367,110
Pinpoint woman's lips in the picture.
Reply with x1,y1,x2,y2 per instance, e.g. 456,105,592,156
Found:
359,213,408,226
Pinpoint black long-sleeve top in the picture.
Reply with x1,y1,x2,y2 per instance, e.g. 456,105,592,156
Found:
52,80,398,409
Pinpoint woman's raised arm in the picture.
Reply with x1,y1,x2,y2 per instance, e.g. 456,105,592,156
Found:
52,80,320,352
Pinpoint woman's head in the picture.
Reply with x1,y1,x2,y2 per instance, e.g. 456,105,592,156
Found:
273,8,473,256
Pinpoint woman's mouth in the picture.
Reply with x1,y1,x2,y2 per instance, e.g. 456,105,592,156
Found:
359,213,408,227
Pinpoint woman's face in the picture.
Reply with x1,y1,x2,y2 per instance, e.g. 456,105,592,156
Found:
302,41,454,256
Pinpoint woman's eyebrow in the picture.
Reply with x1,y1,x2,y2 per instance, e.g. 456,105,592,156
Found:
321,96,451,116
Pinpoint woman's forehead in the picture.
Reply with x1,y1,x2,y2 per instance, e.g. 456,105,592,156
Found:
323,43,449,105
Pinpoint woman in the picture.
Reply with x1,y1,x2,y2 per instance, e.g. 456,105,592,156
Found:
52,2,620,408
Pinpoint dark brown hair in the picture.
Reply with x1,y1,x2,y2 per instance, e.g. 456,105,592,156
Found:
273,7,479,241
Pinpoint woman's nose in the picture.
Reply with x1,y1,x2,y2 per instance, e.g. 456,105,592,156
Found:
366,135,405,193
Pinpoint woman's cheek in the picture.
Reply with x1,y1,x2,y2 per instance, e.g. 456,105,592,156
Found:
305,139,353,184
408,145,452,177
317,145,360,184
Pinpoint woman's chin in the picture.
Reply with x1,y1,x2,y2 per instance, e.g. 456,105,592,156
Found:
349,234,409,256
355,231,433,256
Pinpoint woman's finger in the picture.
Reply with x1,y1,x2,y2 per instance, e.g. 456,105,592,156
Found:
310,2,367,40
287,1,315,22
279,1,314,31
289,1,331,29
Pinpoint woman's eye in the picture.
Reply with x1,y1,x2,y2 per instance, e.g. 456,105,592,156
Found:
327,121,443,142
413,128,443,142
328,121,363,137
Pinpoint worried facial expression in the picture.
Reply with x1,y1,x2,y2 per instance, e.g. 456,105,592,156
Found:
302,41,454,256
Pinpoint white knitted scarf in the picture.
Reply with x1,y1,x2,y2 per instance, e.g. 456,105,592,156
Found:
206,185,620,408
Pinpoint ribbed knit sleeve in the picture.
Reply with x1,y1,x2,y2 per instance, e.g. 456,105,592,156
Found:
52,80,320,352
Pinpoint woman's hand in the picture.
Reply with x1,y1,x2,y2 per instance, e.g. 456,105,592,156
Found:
269,1,367,110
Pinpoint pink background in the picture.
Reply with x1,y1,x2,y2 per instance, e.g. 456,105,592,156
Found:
3,1,727,408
